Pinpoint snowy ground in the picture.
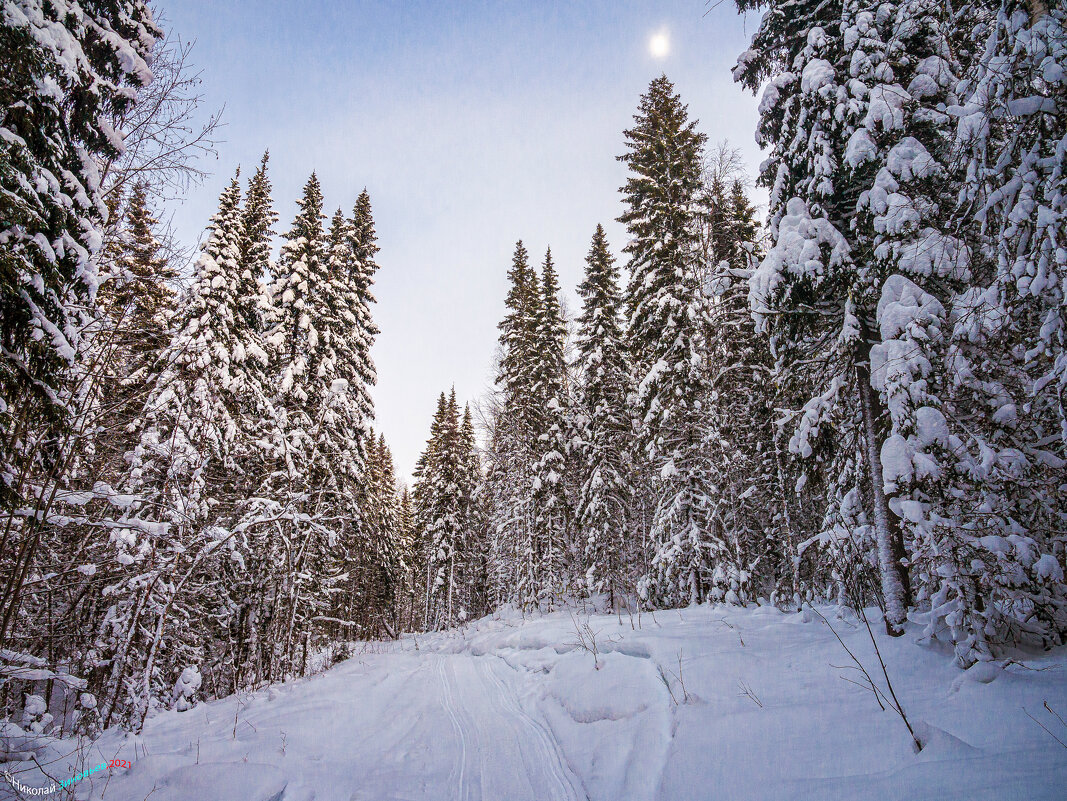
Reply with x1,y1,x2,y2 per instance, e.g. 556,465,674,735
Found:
9,603,1067,801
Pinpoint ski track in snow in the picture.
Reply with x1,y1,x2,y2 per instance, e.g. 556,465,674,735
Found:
435,656,469,800
477,656,585,801
433,653,586,801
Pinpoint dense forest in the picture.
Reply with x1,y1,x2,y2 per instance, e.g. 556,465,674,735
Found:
1,0,1064,746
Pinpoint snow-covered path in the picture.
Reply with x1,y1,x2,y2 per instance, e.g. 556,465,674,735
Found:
18,604,1067,801
60,646,589,801
431,655,584,801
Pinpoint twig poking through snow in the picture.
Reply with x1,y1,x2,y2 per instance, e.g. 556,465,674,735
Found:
807,603,922,752
1024,702,1067,750
737,680,763,708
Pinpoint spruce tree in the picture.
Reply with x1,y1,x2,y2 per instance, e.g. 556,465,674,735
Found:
238,150,278,340
699,179,778,605
574,225,632,605
103,183,177,359
98,172,265,729
487,241,542,605
497,241,542,446
345,189,380,472
530,248,572,600
259,173,341,678
734,0,917,631
417,391,464,629
618,75,714,606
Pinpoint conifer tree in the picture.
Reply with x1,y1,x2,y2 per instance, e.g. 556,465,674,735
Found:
574,225,632,604
345,189,380,471
417,391,464,629
238,151,278,338
102,183,177,360
396,485,419,631
457,404,487,619
699,180,777,605
258,173,342,677
618,75,715,606
530,248,572,600
96,172,269,728
486,242,542,605
497,241,542,446
734,0,918,631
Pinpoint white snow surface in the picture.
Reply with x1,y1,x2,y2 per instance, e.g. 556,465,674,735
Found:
14,604,1067,801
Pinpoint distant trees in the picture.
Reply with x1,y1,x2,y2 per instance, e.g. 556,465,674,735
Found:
414,390,484,629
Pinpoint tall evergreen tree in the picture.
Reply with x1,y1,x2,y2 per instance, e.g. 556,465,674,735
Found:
345,189,380,472
238,150,278,339
97,172,269,729
487,241,542,605
102,183,177,360
417,390,464,629
619,75,715,606
530,248,572,600
735,0,917,631
574,225,632,604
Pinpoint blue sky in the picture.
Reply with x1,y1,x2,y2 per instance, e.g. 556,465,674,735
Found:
159,0,764,480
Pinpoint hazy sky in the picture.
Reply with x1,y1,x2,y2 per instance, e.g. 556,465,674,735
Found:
160,0,764,481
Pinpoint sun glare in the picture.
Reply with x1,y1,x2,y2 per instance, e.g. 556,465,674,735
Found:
649,30,670,59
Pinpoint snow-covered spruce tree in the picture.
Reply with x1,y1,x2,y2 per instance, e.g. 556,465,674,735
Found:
93,172,270,729
458,403,490,621
618,75,716,606
332,428,397,638
395,484,419,631
573,225,633,605
417,390,465,629
345,189,380,472
223,152,281,690
322,204,392,638
373,434,403,630
733,0,1066,652
734,0,911,632
258,173,343,679
100,183,178,364
0,0,160,659
237,150,278,336
484,241,541,607
530,248,572,602
88,180,178,470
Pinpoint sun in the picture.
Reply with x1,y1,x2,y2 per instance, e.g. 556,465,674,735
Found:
649,30,670,59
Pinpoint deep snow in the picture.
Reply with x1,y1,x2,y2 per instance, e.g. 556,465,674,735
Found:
7,603,1067,801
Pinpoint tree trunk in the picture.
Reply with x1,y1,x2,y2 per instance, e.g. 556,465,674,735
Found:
856,343,912,636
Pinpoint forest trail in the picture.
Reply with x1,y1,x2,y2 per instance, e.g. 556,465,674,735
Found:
18,604,1067,801
432,654,586,801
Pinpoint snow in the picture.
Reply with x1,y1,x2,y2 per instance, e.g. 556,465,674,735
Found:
865,84,910,131
800,59,834,93
844,129,877,167
885,137,939,181
13,604,1067,801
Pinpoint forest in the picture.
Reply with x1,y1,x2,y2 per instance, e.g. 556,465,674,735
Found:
0,1,1065,794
